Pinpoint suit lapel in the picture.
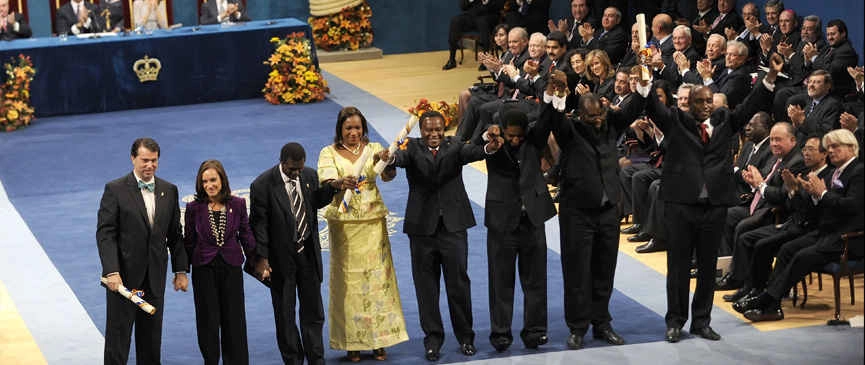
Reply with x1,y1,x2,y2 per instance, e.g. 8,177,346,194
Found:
271,167,294,226
125,174,151,232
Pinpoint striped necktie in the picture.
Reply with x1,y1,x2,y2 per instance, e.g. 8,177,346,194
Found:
287,178,309,253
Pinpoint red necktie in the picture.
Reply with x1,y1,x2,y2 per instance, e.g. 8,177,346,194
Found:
699,123,710,144
431,149,437,158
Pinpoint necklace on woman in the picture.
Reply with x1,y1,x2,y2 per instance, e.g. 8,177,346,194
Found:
340,143,362,155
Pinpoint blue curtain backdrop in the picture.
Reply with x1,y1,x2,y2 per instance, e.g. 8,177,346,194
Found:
21,0,864,60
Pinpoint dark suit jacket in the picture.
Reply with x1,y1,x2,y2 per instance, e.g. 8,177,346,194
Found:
639,79,775,206
786,166,834,231
759,150,807,210
199,0,250,25
709,11,744,36
184,196,256,268
461,0,503,16
504,0,551,35
0,14,31,40
97,173,187,295
249,166,335,282
497,48,530,98
684,66,752,109
659,46,701,86
815,158,864,257
393,137,488,235
655,34,675,66
55,1,103,35
734,139,772,195
587,25,628,65
541,94,642,213
565,15,599,50
482,113,556,232
796,94,843,143
808,39,860,98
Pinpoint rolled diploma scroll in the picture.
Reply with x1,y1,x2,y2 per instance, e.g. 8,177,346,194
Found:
636,13,651,81
373,115,419,174
338,146,373,213
100,277,157,315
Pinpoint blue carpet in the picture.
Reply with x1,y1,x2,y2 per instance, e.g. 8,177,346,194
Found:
0,97,664,364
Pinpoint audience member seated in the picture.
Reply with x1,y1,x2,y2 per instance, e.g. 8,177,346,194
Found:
458,24,511,121
691,0,720,55
651,13,675,65
767,14,825,120
739,129,863,322
804,20,859,100
0,0,31,40
708,0,744,38
199,0,249,25
733,112,773,201
576,49,615,100
761,0,784,39
549,0,597,51
442,0,503,71
580,7,628,66
787,70,843,146
685,40,752,109
56,0,104,35
656,25,702,87
724,135,830,303
134,0,169,31
503,0,551,36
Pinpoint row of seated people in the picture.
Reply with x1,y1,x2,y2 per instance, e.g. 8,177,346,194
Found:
0,0,249,40
450,0,864,322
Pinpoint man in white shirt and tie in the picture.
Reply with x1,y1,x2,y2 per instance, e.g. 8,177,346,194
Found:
55,0,103,35
199,0,250,25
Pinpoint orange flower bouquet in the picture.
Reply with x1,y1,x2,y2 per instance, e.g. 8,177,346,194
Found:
407,99,459,129
309,0,374,51
0,54,36,132
262,32,329,104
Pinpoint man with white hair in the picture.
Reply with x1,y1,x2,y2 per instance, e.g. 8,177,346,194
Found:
686,40,752,108
0,0,31,40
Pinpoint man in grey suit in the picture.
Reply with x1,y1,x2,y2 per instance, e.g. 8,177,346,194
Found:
97,137,189,365
380,111,502,361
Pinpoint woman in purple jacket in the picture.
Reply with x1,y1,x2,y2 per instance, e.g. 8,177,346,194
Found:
184,159,256,365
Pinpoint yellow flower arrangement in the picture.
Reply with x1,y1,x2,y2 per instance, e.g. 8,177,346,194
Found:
0,54,36,132
262,32,329,104
407,98,459,129
309,0,373,51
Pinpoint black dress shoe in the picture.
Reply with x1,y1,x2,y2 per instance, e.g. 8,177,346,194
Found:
715,273,743,291
478,64,487,71
635,238,666,253
723,287,751,302
460,343,476,356
490,336,512,352
627,232,653,242
744,306,784,322
523,334,547,349
665,327,681,343
690,326,721,341
566,333,584,350
621,224,642,234
593,326,625,345
733,291,768,313
442,60,457,70
425,348,439,362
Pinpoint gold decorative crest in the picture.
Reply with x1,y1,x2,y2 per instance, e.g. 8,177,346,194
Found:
133,55,161,83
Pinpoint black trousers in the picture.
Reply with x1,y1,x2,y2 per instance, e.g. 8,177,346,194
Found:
664,202,725,330
732,223,803,287
447,12,496,55
766,231,837,299
487,214,547,344
104,273,163,365
559,205,619,335
409,219,475,350
192,255,249,365
269,240,324,365
721,206,771,257
629,166,661,227
644,179,665,240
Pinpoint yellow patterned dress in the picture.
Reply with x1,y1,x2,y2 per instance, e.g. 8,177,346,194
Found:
317,142,409,351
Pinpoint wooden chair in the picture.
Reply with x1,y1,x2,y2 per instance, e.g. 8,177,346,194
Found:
9,0,28,22
793,231,864,325
458,33,480,65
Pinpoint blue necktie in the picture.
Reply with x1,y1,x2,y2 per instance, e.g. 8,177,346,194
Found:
138,180,154,192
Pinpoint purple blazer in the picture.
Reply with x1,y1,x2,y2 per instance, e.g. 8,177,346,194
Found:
184,196,256,268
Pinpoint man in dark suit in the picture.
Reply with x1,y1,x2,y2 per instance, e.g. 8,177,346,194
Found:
787,70,843,144
55,0,103,35
733,112,772,199
199,0,250,25
802,19,859,100
691,0,719,55
541,71,642,350
708,0,744,38
549,0,598,50
504,0,551,36
651,13,675,66
443,0,503,70
724,135,831,303
0,0,31,40
741,129,863,322
481,109,555,352
97,137,189,365
767,14,825,120
686,40,752,109
380,111,502,361
582,7,628,65
249,143,341,365
634,53,783,342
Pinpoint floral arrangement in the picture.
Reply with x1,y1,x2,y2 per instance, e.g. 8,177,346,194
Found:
262,32,329,104
309,0,373,51
0,54,36,132
407,98,459,129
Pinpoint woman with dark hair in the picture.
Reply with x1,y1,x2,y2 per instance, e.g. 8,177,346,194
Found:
317,106,408,362
652,79,674,107
184,159,256,365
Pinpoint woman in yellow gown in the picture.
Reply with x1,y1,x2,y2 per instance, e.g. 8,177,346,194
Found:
318,106,408,362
